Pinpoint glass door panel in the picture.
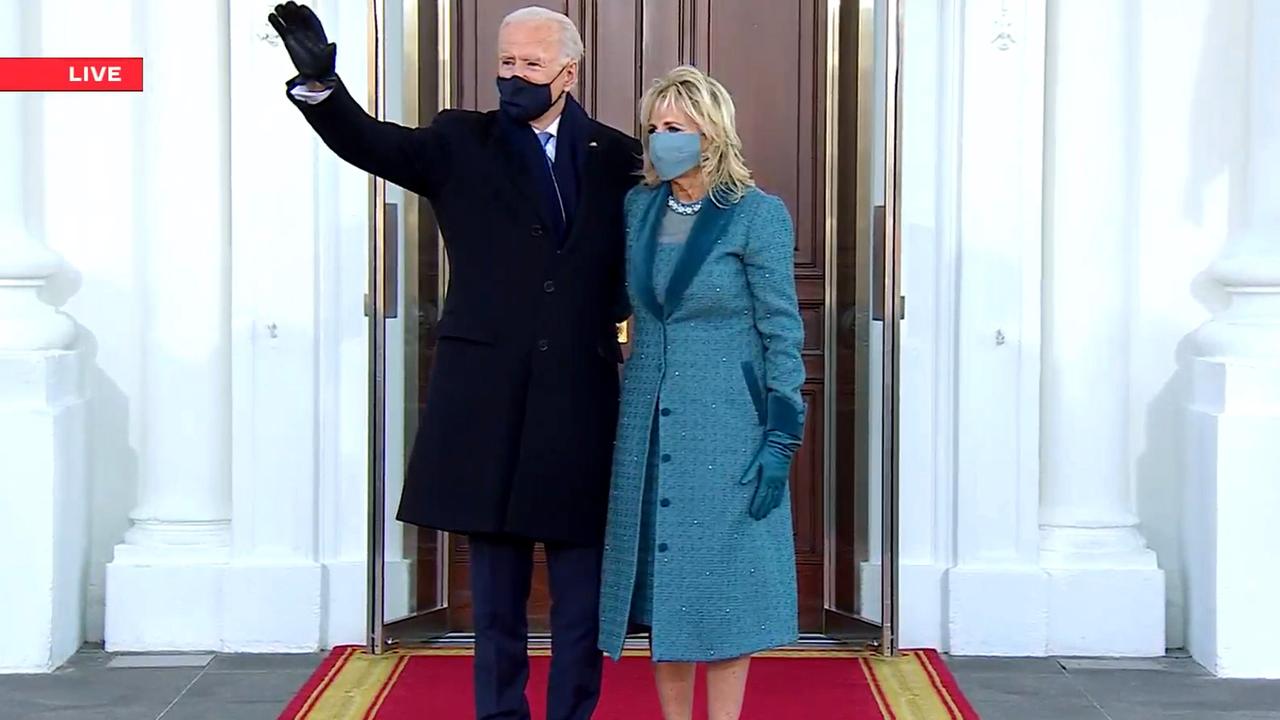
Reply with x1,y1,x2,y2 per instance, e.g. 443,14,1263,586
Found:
368,0,449,653
823,0,901,654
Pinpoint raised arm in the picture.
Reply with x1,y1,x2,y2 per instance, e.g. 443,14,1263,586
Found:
287,79,453,199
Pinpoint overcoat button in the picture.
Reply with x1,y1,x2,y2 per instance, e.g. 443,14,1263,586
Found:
660,408,672,417
531,224,544,237
660,498,671,507
661,453,671,463
658,543,669,552
543,280,555,293
537,339,550,351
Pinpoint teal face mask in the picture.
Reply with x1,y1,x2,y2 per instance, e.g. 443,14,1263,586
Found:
648,131,702,181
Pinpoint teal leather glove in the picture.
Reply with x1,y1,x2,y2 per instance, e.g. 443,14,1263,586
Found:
740,429,802,521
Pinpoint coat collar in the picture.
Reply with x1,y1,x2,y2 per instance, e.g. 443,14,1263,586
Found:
559,96,601,252
488,112,545,225
485,95,604,250
630,183,736,320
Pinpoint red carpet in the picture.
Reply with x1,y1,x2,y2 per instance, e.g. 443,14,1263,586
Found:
280,646,978,719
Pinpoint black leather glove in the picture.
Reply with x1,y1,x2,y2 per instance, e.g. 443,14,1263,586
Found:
268,2,337,82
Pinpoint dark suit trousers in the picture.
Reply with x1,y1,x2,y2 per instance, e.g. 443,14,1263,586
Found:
469,534,604,720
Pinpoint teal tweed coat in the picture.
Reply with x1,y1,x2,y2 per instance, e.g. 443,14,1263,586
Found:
598,182,807,662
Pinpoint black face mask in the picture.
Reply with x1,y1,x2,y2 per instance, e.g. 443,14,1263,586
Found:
496,62,569,123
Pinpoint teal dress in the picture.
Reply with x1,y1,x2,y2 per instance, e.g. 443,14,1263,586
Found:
629,208,698,627
598,184,807,663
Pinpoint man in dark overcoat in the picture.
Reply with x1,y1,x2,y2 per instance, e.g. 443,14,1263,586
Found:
269,4,640,718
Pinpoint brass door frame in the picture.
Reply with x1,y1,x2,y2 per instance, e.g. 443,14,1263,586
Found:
365,0,905,656
366,0,390,656
366,0,451,655
820,0,904,656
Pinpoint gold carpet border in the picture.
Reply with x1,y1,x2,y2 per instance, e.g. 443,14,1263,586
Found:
861,651,961,719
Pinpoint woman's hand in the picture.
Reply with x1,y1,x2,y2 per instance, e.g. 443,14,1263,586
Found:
740,430,801,520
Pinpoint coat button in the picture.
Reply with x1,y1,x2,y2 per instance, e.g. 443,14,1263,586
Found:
658,542,669,553
537,339,550,351
543,280,555,293
660,408,672,417
531,224,544,237
660,498,671,507
661,453,671,463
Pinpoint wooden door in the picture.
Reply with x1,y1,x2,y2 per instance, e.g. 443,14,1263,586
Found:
439,0,828,633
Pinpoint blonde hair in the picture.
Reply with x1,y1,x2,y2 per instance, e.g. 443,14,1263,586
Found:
638,65,754,204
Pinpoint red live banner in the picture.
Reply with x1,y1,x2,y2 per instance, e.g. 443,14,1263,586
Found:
0,58,144,92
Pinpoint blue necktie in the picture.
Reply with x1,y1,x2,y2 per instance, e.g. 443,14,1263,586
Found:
537,131,565,224
537,130,556,163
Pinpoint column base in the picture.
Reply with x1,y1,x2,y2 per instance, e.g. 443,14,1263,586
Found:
947,566,1049,656
105,549,326,652
1045,566,1166,656
105,548,228,652
1037,526,1166,656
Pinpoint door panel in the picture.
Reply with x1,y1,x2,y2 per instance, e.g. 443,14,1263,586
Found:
439,0,831,634
377,0,898,647
368,0,450,652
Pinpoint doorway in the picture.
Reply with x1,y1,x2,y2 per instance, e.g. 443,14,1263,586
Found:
366,0,901,653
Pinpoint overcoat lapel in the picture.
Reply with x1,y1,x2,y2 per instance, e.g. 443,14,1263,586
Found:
487,116,552,229
629,184,669,320
631,184,736,320
560,97,598,252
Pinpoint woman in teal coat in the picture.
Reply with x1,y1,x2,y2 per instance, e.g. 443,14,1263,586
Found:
598,65,806,720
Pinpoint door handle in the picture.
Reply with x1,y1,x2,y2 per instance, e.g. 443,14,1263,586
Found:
366,201,400,319
383,201,399,319
872,203,885,322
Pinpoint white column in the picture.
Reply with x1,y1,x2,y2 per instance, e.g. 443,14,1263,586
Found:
946,0,1050,656
0,1,88,673
1039,0,1164,656
0,3,74,352
220,0,327,652
1186,0,1280,679
105,0,233,651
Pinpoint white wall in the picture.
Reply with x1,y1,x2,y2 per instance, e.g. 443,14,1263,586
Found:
25,0,373,646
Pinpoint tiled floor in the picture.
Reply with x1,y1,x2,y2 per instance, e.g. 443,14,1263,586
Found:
1,647,1277,719
948,654,1280,720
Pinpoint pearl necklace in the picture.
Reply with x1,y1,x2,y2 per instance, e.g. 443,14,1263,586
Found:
667,193,703,216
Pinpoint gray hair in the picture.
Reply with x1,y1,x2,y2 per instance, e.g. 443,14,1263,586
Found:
500,6,584,62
